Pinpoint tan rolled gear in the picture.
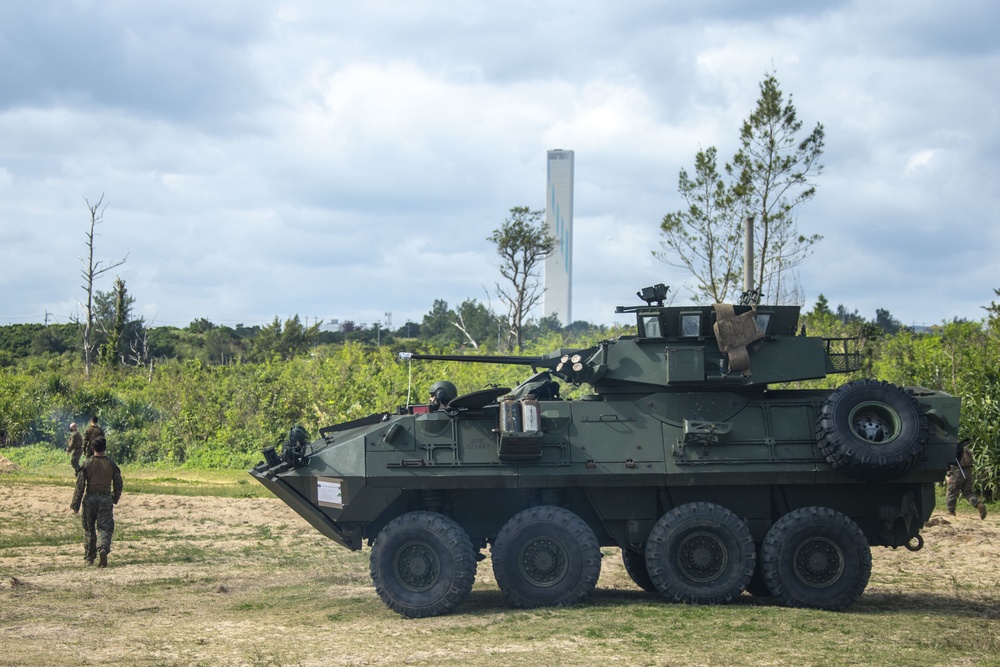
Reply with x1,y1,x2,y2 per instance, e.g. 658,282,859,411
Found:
713,303,765,375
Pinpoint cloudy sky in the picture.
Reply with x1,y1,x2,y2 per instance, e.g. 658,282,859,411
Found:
2,0,998,332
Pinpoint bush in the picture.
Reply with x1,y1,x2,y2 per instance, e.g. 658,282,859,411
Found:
3,442,66,468
70,384,118,420
0,321,991,488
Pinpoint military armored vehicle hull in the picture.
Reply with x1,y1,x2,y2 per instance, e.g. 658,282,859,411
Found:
251,290,959,617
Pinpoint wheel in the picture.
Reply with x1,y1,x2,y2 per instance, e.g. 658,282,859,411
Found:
369,511,477,618
491,506,602,609
760,506,872,611
622,547,657,593
644,502,755,605
816,379,928,482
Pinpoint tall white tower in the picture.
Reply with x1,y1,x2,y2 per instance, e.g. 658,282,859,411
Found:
544,149,574,325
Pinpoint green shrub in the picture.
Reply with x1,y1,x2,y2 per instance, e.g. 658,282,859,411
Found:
0,320,993,488
3,442,66,468
70,384,118,419
104,396,157,431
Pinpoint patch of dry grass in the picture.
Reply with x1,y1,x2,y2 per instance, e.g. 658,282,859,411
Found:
2,479,999,666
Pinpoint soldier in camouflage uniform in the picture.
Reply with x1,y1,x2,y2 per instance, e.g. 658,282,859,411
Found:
66,422,84,473
70,436,123,567
82,416,104,459
946,441,987,520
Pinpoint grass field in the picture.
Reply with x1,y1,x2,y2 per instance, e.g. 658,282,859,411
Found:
1,456,999,667
0,445,274,498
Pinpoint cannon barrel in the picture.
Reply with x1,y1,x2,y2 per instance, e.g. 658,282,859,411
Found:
398,350,585,369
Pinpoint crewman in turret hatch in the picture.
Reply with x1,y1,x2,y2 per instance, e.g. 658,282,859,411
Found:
428,380,457,412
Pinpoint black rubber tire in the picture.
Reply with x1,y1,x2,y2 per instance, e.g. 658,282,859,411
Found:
816,379,928,482
760,506,872,611
621,547,657,593
370,511,477,618
492,506,602,609
644,502,755,605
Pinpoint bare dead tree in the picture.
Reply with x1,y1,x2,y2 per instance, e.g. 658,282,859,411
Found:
76,195,128,376
449,312,480,350
127,314,156,381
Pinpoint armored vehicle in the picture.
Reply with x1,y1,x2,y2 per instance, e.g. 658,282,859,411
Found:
250,286,959,617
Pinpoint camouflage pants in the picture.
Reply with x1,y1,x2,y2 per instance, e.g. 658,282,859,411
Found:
81,493,115,561
70,449,82,473
946,470,980,513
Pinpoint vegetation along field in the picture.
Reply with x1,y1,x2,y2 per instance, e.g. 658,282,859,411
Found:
3,293,1000,495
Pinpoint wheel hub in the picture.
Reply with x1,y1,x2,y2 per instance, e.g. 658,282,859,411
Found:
854,414,889,441
793,537,844,588
395,542,440,592
677,531,727,582
519,537,568,586
850,402,900,444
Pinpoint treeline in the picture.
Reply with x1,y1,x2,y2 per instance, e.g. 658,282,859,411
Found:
0,303,608,369
1,296,999,500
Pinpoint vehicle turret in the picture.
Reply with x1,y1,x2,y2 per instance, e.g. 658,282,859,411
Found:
399,284,861,392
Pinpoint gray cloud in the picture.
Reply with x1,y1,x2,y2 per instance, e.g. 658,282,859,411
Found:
1,0,998,331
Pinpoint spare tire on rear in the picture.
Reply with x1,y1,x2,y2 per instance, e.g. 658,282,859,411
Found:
816,379,928,482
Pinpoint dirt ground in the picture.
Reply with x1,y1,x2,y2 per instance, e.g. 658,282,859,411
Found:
3,478,995,589
0,479,363,666
1,477,998,666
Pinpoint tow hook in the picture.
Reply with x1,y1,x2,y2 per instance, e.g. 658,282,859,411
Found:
904,533,924,552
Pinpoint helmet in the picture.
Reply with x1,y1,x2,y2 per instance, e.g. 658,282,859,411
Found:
429,380,458,406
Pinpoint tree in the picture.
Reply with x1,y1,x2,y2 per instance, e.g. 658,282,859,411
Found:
146,327,181,359
656,147,743,303
250,315,321,361
421,300,452,340
203,326,242,365
187,318,216,335
396,321,420,338
449,299,500,350
812,294,832,317
835,303,864,325
983,287,1000,330
729,72,825,303
875,308,904,335
519,313,563,344
76,195,128,376
30,324,75,356
98,277,129,366
93,276,148,368
488,206,555,350
278,315,318,358
657,72,824,305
